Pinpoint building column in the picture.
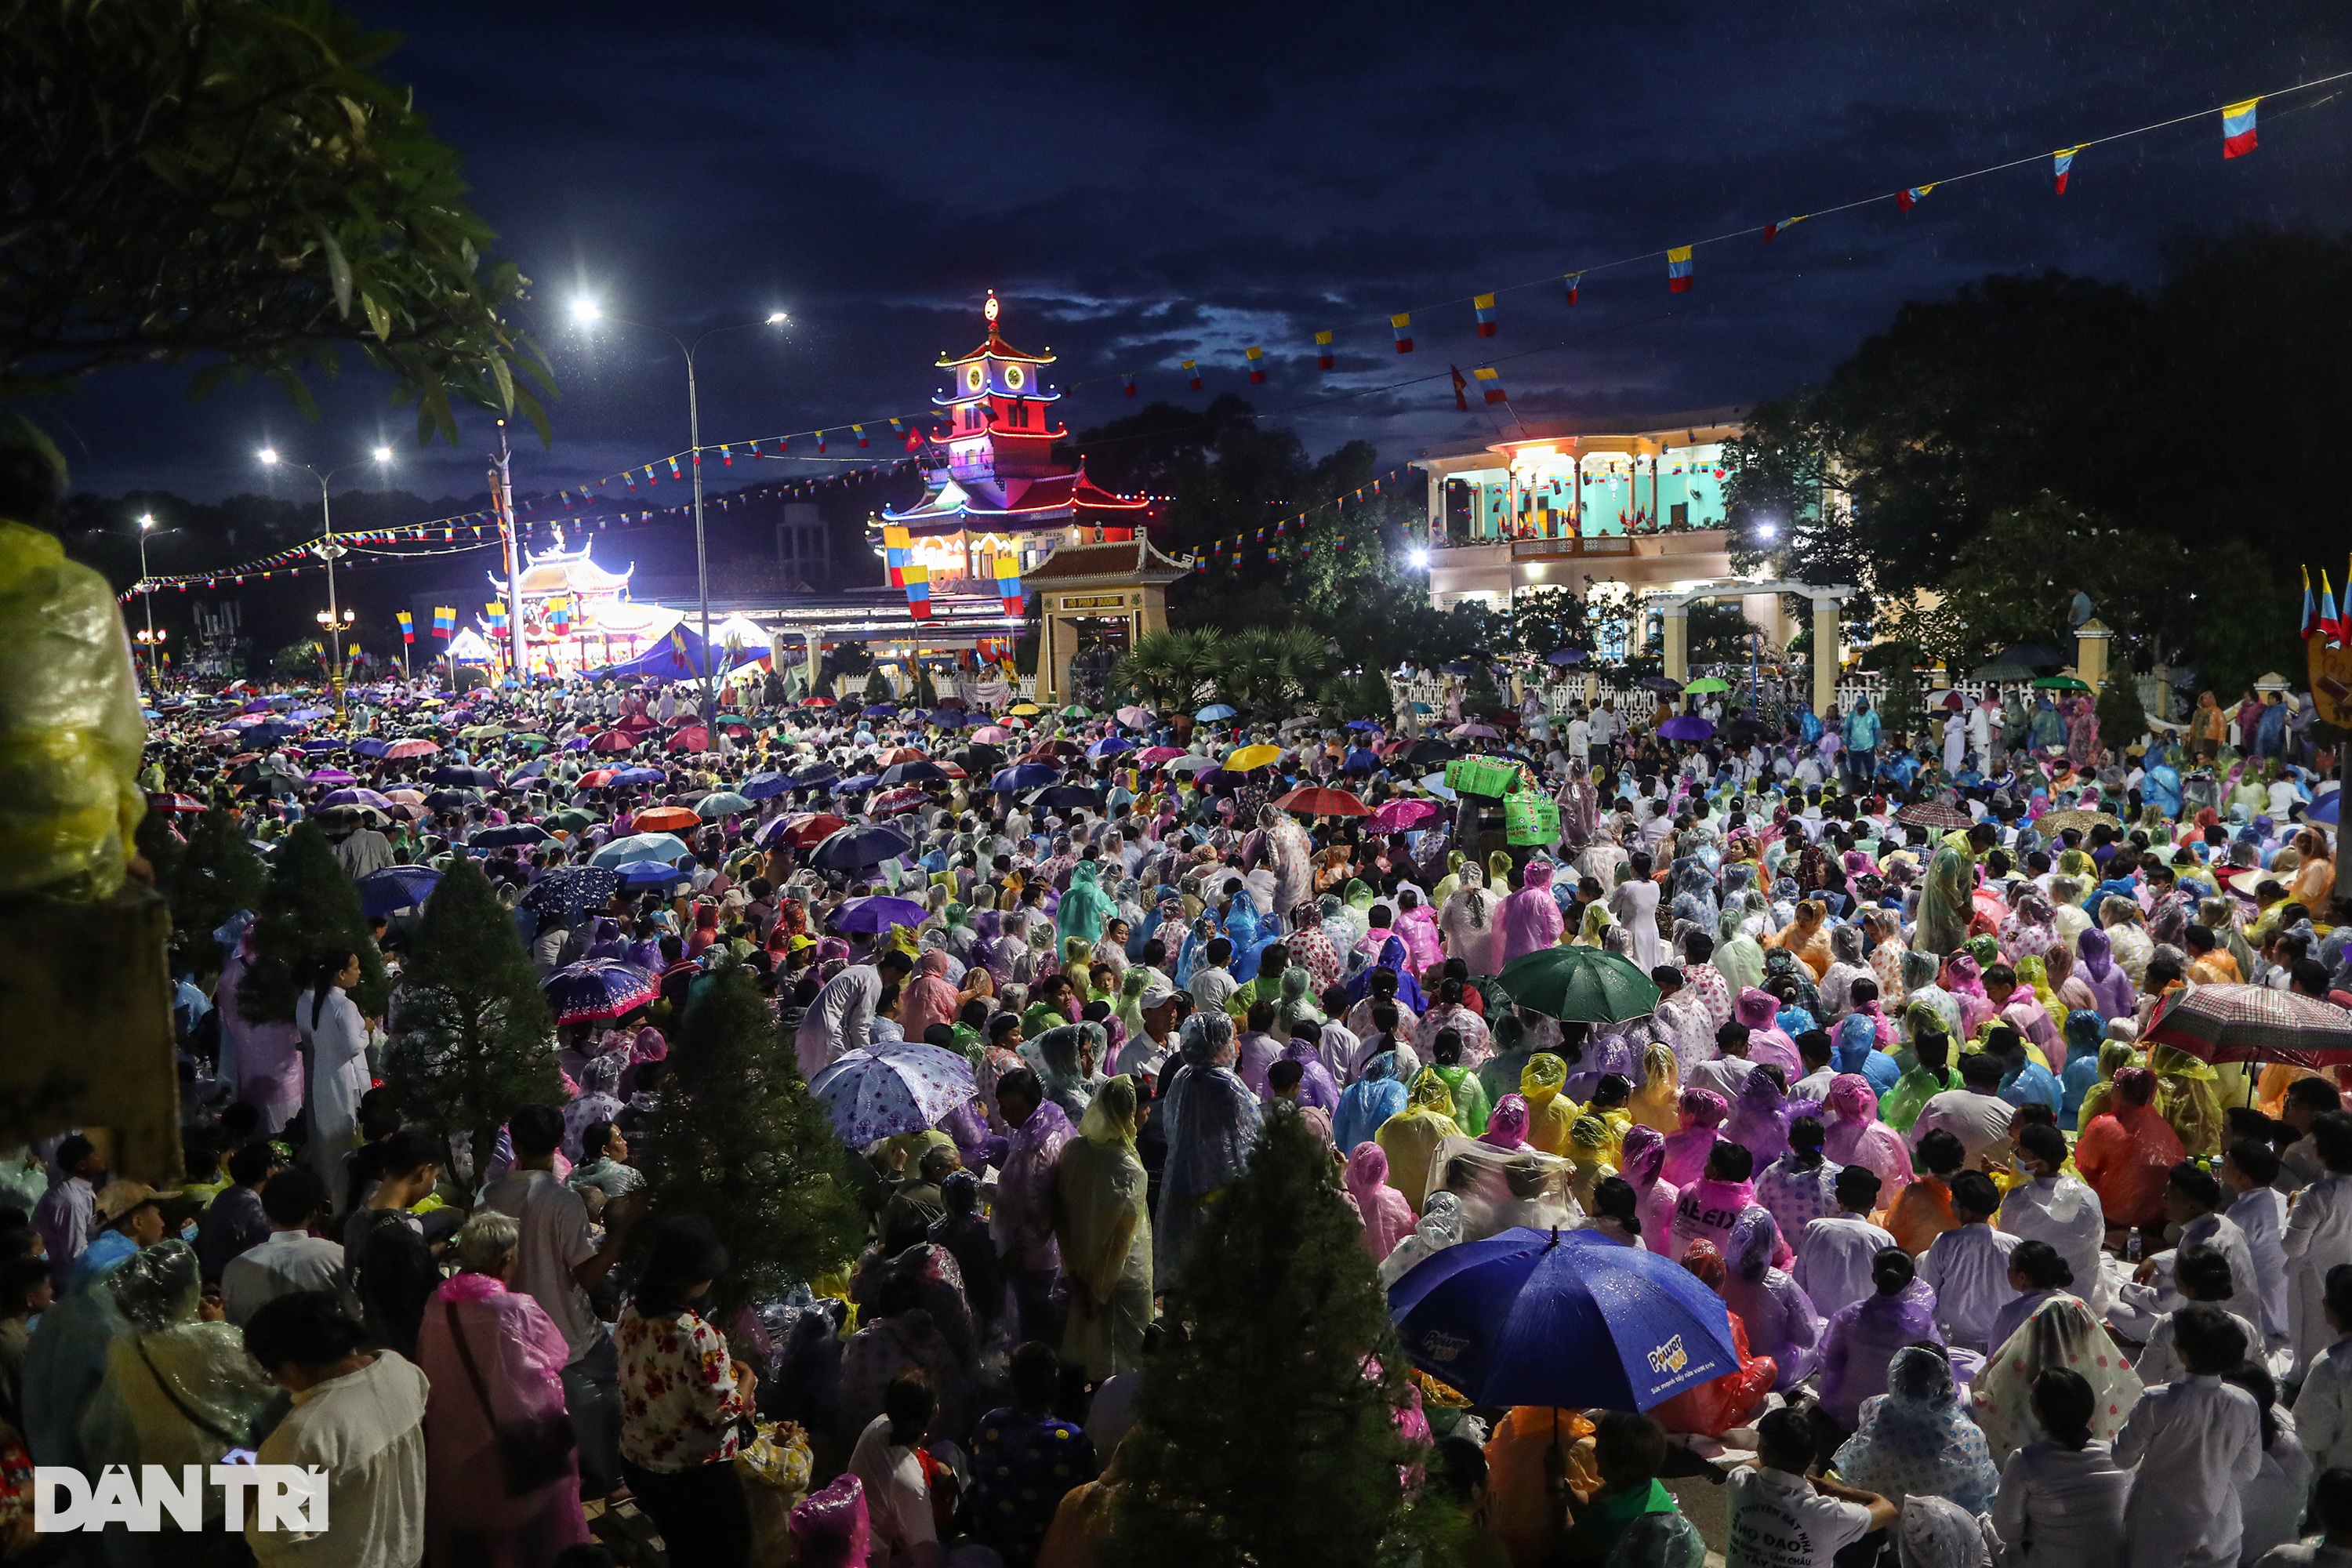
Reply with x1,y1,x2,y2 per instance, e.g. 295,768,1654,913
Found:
1039,614,1055,705
1662,607,1690,686
1811,595,1840,715
1047,615,1078,706
2075,618,2112,692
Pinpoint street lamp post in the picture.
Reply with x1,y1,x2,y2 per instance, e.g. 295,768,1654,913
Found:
568,299,787,724
258,445,392,712
134,512,162,688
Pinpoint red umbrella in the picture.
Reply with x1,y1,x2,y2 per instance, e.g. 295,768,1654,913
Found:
2141,983,2352,1068
578,768,618,786
782,812,848,848
871,786,931,814
147,793,206,813
666,726,712,753
590,729,636,753
878,746,928,765
384,738,441,759
631,806,701,834
1273,786,1370,817
1137,746,1187,768
1025,739,1081,761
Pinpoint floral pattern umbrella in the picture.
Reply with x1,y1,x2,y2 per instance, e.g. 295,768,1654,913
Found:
543,958,658,1026
808,1044,977,1145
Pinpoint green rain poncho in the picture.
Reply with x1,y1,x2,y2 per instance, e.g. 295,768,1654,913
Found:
1911,829,1980,956
1056,861,1116,947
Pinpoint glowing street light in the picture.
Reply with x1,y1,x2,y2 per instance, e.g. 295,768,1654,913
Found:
252,444,395,707
1408,546,1431,569
569,299,792,722
132,512,165,686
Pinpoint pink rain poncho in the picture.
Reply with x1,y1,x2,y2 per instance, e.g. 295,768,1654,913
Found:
1821,1075,1915,1196
1725,1207,1819,1391
2072,927,2138,1021
1733,988,1801,1077
1344,1142,1420,1261
1494,859,1566,969
1726,1069,1795,1167
1661,1087,1730,1189
1479,1094,1530,1150
1618,1123,1681,1255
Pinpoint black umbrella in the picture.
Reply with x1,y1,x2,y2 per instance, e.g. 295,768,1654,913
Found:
1402,739,1459,768
811,824,913,872
877,760,949,787
470,823,554,848
953,744,1004,775
423,788,480,811
1029,783,1103,811
1637,675,1683,694
519,865,620,923
429,765,501,787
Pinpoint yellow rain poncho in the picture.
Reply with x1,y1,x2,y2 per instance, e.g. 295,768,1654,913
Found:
1520,1052,1577,1156
1376,1069,1465,1213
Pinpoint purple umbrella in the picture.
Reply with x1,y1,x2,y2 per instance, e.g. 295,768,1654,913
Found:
833,895,929,935
808,1044,977,1145
1657,715,1715,742
319,787,394,811
543,958,658,1026
305,767,356,785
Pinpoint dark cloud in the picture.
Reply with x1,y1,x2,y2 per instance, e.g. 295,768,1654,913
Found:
56,0,2352,504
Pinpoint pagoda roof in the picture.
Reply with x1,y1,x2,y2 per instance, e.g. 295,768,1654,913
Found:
936,291,1054,368
1025,536,1193,587
880,466,1152,530
510,542,633,599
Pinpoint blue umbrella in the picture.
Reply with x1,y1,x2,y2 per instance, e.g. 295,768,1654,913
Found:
741,771,794,800
991,762,1059,793
834,895,930,935
1546,648,1588,666
808,1044,977,1145
609,766,666,786
1657,715,1715,742
1389,1228,1740,1412
1086,736,1134,760
506,758,546,783
355,865,441,918
789,763,841,789
614,859,694,891
927,709,969,729
521,864,622,920
2310,786,2339,826
589,833,692,869
862,703,900,719
543,958,658,1026
830,772,881,797
811,824,913,872
1346,719,1379,731
296,739,342,754
1194,703,1237,720
351,738,390,757
878,760,949,786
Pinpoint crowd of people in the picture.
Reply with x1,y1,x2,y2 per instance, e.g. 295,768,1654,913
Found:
15,659,2352,1568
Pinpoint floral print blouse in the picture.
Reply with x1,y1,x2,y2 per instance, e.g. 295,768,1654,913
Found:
616,1305,750,1473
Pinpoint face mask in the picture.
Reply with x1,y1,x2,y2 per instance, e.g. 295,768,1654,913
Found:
180,1221,199,1244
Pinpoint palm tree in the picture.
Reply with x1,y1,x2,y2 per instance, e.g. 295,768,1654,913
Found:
1113,626,1228,712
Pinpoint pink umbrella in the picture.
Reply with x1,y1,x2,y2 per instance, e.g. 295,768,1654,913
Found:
1449,722,1501,739
1368,797,1443,833
970,725,1011,743
1137,746,1188,767
667,725,712,753
384,738,440,759
1116,705,1153,728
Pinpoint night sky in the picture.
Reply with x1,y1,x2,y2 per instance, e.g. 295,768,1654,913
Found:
49,0,2352,520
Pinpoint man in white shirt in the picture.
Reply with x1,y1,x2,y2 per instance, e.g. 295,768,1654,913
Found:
221,1168,350,1327
1117,984,1183,1083
1907,1053,2019,1170
2114,1305,2265,1568
2223,1137,2294,1350
1726,1406,1896,1568
1565,710,1592,765
1687,1022,1759,1104
483,1103,631,1497
1918,1171,2022,1352
1795,1167,1896,1319
1186,937,1237,1014
2294,1266,2352,1480
793,949,915,1079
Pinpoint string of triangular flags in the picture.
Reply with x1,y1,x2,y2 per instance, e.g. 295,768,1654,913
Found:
1094,79,2326,407
1188,467,1417,573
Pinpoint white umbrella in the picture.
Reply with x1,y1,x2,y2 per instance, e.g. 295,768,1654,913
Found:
808,1044,976,1145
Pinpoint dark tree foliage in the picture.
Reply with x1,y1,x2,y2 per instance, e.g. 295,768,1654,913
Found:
383,858,562,1197
1109,1109,1450,1568
239,819,388,1021
639,960,866,1317
147,808,265,977
1,0,553,441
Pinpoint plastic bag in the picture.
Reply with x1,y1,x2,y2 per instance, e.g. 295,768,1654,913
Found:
1504,793,1559,847
735,1419,815,1566
1445,756,1521,798
0,519,148,899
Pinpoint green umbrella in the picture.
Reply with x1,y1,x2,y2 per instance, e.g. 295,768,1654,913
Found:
2031,673,2091,692
1682,676,1733,695
547,808,599,834
510,732,551,750
1061,704,1091,719
1495,946,1663,1024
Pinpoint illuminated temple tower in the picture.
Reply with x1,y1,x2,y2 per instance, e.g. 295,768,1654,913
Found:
877,292,1152,592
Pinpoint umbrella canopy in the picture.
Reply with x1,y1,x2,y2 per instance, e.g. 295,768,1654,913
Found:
631,806,702,834
877,760,949,786
2031,673,2092,692
1544,648,1588,666
1029,783,1102,811
1636,675,1683,695
355,866,441,918
543,959,658,1027
1116,705,1153,728
589,833,692,870
1682,676,1732,694
1136,746,1187,768
1273,786,1370,817
470,823,554,848
695,791,753,819
1086,736,1135,760
834,895,930,935
1007,702,1041,717
1226,744,1283,771
1163,754,1218,776
383,738,441,759
1367,797,1443,833
1495,946,1662,1023
1194,703,1237,720
1388,1228,1740,1412
789,762,842,789
609,767,666,787
1401,739,1459,768
1447,723,1500,740
968,726,1012,745
762,812,847,849
1657,715,1715,742
2141,984,2352,1068
740,771,793,800
666,726,713,753
590,728,637,753
520,864,623,921
811,824,913,872
429,766,501,787
304,767,355,785
2033,808,2121,835
830,773,882,797
991,762,1060,793
1896,801,1973,831
808,1044,978,1145
614,859,693,891
869,786,931,815
546,808,598,834
147,793,207,813
319,788,394,811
